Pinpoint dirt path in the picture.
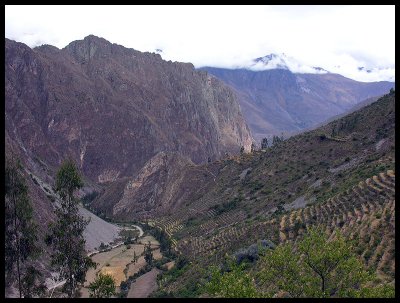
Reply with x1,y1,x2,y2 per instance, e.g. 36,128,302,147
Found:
127,268,161,298
133,225,144,237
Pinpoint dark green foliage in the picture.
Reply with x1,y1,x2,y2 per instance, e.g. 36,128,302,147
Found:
120,280,129,292
99,242,108,250
81,191,99,206
204,258,258,298
47,159,95,297
119,228,138,244
211,195,242,215
154,259,190,291
234,240,276,264
150,289,175,298
204,228,394,298
175,255,189,270
147,227,175,258
261,137,268,149
272,202,286,216
55,159,83,200
174,279,202,298
250,180,263,192
261,228,394,297
20,266,46,298
375,126,389,140
5,156,40,297
144,241,154,266
272,135,283,145
88,273,116,298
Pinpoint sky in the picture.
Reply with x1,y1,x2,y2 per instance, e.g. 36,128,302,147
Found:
5,5,395,82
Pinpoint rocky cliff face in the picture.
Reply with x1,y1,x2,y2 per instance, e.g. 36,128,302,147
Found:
5,36,252,185
200,67,394,142
91,152,202,220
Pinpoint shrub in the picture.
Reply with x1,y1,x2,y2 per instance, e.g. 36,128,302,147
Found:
234,240,275,264
82,191,99,206
363,250,372,261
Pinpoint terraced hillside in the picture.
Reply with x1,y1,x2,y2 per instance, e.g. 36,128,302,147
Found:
145,91,395,295
168,170,395,277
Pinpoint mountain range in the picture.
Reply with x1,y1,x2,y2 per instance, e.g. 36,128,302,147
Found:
4,35,395,298
5,35,252,184
200,59,394,141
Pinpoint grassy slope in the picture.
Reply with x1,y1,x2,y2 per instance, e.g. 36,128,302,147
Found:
150,91,395,294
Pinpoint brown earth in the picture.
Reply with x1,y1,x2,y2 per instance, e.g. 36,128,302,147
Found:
127,268,161,298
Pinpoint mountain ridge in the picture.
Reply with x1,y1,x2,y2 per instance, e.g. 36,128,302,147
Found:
6,35,252,184
199,66,394,141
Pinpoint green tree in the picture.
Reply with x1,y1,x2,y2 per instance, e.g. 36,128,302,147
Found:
297,227,369,297
204,227,394,298
204,258,258,298
257,243,313,297
272,135,283,145
88,273,116,298
144,241,154,266
261,138,268,149
5,156,41,297
261,227,395,298
20,266,47,298
46,159,95,297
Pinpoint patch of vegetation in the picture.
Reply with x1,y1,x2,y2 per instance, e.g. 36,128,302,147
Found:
203,228,394,298
145,226,176,259
82,191,99,206
233,240,276,264
211,195,243,215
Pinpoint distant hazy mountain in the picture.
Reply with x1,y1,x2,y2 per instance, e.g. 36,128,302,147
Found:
200,59,394,142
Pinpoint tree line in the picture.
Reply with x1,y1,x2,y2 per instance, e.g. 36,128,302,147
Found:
5,155,115,298
239,135,284,155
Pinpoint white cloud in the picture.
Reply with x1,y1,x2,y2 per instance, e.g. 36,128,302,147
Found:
5,5,395,82
247,53,329,74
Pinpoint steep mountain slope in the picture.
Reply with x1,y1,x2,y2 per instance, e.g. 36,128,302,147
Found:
134,91,395,294
289,95,382,136
5,35,253,296
200,65,394,142
5,35,252,185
